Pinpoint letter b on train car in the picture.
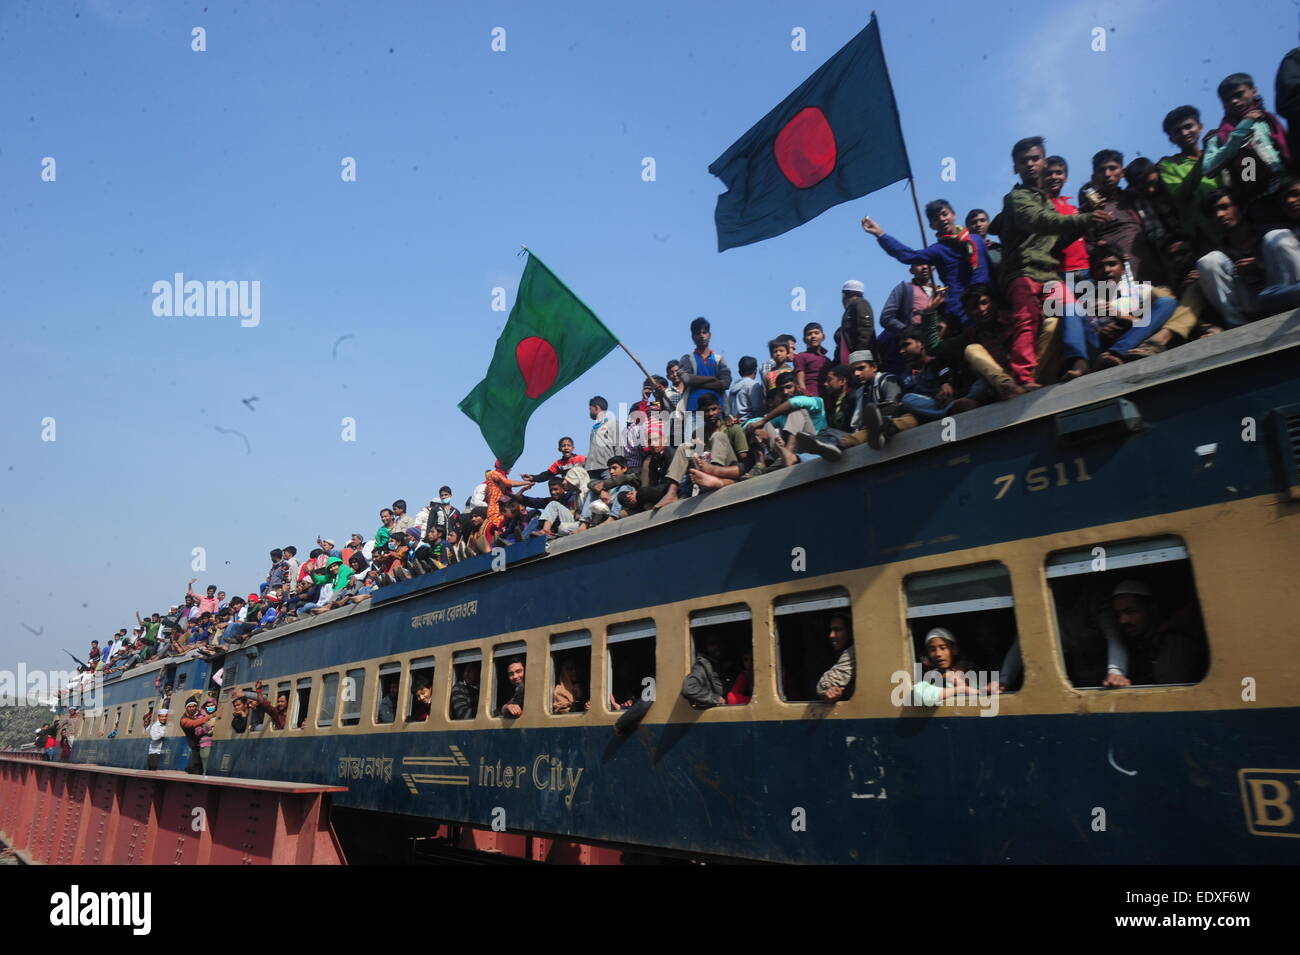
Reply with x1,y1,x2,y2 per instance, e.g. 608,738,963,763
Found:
1240,770,1300,838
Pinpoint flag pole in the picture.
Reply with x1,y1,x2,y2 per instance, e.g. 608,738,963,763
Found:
873,12,927,248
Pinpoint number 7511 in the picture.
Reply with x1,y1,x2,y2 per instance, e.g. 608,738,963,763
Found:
993,457,1092,500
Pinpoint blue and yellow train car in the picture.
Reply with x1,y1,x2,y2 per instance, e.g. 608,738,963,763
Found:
69,312,1300,863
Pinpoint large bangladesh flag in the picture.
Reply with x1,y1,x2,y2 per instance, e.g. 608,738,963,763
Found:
708,14,911,252
458,252,618,469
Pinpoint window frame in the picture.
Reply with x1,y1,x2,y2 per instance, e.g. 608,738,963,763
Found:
605,620,657,712
773,588,852,704
549,630,593,717
1044,535,1206,690
492,640,528,718
449,648,483,721
406,656,437,725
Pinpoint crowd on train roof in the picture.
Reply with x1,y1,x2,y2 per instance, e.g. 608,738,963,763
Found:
63,63,1292,736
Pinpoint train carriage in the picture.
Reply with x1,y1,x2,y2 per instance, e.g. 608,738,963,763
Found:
66,310,1300,863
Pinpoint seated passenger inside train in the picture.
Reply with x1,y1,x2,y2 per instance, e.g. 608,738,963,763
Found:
1043,549,1209,688
553,656,591,713
499,658,525,718
451,662,480,720
816,613,855,703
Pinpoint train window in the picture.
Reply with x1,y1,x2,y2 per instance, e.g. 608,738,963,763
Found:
318,673,340,728
126,704,137,735
775,589,853,702
177,672,188,692
341,668,365,727
407,657,435,723
905,563,1022,693
248,688,266,732
292,678,312,730
688,605,753,705
1045,536,1208,688
376,663,402,724
493,641,528,718
450,649,482,721
271,682,291,731
606,621,656,711
550,631,592,715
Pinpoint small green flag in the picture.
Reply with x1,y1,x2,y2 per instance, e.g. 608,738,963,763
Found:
458,252,619,469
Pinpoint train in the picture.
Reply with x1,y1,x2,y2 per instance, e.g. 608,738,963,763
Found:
60,309,1300,863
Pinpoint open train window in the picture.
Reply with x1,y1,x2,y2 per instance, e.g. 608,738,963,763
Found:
449,649,482,721
607,620,656,711
905,563,1022,693
341,667,365,727
292,678,312,730
271,682,291,731
126,704,137,735
775,589,853,702
376,663,402,724
1045,536,1208,688
688,605,753,706
407,657,435,723
550,631,592,715
318,673,340,728
493,641,527,718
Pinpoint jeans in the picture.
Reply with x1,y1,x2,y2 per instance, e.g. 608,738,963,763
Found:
1062,293,1176,361
1256,228,1300,315
900,392,953,422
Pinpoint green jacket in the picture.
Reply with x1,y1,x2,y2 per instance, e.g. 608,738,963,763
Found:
1157,152,1218,251
998,183,1094,286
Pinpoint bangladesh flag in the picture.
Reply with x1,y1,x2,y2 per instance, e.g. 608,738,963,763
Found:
458,252,618,469
708,14,911,252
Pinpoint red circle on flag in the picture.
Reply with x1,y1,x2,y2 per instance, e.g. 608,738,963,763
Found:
516,336,559,398
774,106,837,188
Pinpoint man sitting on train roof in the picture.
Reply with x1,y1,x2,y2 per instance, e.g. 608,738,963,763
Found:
500,659,525,718
1195,187,1300,325
1108,580,1207,686
836,350,908,451
744,371,842,463
1121,232,1227,359
655,392,750,509
816,614,856,703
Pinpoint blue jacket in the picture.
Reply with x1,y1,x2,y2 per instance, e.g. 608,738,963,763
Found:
877,232,992,327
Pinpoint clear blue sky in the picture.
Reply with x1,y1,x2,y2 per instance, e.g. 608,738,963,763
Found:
1,0,1294,677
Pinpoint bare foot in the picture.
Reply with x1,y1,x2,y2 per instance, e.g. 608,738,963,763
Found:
994,378,1025,401
1021,381,1043,392
1095,351,1123,369
653,485,678,509
689,468,732,490
1061,358,1089,380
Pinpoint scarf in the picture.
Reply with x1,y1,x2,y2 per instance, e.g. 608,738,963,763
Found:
938,226,980,272
554,674,585,713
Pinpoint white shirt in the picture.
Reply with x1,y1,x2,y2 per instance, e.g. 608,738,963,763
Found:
148,721,167,754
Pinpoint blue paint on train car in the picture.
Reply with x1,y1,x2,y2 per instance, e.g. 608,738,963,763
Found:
193,708,1298,865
